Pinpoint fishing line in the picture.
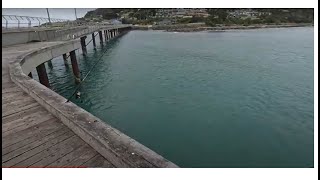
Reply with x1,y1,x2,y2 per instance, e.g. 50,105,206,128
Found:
85,32,99,46
65,32,98,59
65,44,110,103
65,29,128,102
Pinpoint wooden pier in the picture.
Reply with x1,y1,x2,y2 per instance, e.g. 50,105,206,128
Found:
2,43,114,167
2,26,178,168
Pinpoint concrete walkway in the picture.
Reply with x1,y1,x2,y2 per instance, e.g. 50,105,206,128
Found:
2,43,114,167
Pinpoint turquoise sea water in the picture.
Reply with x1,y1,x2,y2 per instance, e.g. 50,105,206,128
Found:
33,27,314,167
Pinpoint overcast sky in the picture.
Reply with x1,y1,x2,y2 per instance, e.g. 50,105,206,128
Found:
2,8,96,20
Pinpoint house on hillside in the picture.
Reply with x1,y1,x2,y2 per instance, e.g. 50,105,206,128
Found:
111,19,122,24
101,19,122,25
155,19,172,25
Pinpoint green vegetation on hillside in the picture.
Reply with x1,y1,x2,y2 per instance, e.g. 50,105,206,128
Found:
83,8,314,26
205,8,314,26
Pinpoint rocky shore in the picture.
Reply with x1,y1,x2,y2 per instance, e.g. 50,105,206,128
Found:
132,23,313,32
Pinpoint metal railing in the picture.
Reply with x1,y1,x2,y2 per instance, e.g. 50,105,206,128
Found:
2,14,133,46
2,15,134,30
2,14,81,29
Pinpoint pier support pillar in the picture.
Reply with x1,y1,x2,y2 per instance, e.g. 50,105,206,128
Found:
92,33,96,47
106,30,109,41
28,72,33,78
36,63,50,88
99,31,103,45
47,60,53,69
70,50,81,84
63,53,68,61
63,53,68,66
104,30,107,41
80,36,87,55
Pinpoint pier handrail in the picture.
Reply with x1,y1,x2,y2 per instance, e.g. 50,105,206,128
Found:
2,14,72,29
2,14,124,29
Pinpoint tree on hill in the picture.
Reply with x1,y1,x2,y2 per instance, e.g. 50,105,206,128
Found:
84,8,124,19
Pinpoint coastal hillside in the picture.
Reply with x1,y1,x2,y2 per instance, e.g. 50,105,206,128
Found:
82,8,314,26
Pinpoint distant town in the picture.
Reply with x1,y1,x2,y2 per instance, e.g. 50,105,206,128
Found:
80,8,313,28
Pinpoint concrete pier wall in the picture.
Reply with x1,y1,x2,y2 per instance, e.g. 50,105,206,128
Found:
2,25,132,47
2,27,87,46
20,40,81,75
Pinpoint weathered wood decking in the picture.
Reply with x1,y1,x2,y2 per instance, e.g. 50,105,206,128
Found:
2,43,114,167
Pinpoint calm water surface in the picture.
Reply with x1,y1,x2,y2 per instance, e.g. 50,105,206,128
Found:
33,27,314,167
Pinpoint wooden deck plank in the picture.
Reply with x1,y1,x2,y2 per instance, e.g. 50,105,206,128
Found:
1,105,42,125
2,78,13,84
29,136,85,167
2,96,33,104
13,134,78,167
2,86,24,94
2,118,59,148
2,102,39,117
2,74,13,84
2,92,30,104
80,154,115,168
2,127,71,164
2,109,51,132
2,119,66,155
2,114,56,137
1,82,18,89
63,147,99,167
2,96,35,107
2,90,26,96
2,130,74,167
46,144,96,167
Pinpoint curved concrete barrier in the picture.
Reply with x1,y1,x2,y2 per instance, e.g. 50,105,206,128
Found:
2,25,133,47
9,41,178,168
2,27,87,47
19,40,81,75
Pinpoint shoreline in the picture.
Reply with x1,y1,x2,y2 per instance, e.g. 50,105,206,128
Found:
132,23,313,32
